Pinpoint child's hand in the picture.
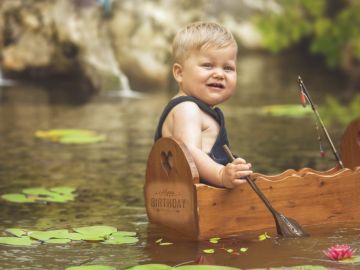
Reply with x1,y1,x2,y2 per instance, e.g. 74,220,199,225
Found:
220,158,253,189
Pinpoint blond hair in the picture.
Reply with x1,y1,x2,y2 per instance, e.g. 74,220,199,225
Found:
172,21,237,63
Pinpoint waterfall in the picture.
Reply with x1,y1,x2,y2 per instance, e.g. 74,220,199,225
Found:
0,68,14,87
60,5,142,98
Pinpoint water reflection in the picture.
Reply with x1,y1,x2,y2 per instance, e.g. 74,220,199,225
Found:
0,51,359,269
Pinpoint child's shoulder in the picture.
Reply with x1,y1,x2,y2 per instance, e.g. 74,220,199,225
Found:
171,100,202,117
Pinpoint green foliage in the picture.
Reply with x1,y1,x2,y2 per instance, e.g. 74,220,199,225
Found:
254,0,360,67
320,95,360,126
260,104,312,118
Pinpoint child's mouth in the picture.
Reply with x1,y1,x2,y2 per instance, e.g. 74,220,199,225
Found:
207,83,225,89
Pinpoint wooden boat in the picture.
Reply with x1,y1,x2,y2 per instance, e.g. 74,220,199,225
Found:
144,118,360,240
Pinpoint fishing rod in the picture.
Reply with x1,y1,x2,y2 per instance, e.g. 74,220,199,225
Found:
297,75,345,169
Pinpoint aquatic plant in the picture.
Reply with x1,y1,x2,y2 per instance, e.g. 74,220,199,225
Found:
323,244,356,261
0,225,138,246
35,129,106,144
1,186,76,203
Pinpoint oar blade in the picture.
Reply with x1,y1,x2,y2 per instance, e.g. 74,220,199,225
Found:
275,213,309,238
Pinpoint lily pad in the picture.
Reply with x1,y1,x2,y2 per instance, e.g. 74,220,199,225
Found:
5,228,27,237
103,236,139,245
0,236,32,246
73,225,117,238
111,231,137,237
35,129,106,144
28,229,70,241
50,186,76,195
66,233,85,241
339,256,360,263
1,194,36,203
23,187,57,196
66,265,116,270
1,186,76,204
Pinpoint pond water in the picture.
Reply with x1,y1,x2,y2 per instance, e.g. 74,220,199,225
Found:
0,51,359,270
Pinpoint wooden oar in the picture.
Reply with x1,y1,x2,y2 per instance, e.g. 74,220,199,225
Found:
222,145,309,238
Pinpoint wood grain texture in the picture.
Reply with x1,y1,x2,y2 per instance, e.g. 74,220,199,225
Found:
144,137,199,238
341,118,360,170
196,167,360,239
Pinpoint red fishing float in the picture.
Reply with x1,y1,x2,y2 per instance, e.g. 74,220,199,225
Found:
300,91,307,107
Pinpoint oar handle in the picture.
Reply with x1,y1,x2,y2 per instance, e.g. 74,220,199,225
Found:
222,145,279,217
298,76,344,168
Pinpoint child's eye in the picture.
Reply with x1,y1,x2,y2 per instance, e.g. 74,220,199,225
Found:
201,63,213,69
224,65,235,72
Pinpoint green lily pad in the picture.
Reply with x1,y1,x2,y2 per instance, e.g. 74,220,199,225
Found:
1,186,76,204
103,236,139,245
0,236,32,246
339,256,360,264
35,129,106,144
45,238,72,244
5,228,27,237
73,225,117,238
111,231,137,237
66,233,85,241
240,247,248,253
125,264,172,270
28,229,70,241
59,134,106,144
203,248,215,254
44,193,75,203
261,104,312,118
50,186,76,195
22,187,57,197
1,193,37,203
66,265,116,270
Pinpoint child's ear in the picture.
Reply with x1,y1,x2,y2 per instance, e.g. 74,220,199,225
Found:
172,63,183,83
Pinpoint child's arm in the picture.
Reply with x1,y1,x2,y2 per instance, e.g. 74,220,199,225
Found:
170,102,252,188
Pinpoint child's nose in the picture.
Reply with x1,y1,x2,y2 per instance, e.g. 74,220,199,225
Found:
212,68,224,79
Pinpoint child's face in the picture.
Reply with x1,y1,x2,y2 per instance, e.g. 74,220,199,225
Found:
173,44,237,106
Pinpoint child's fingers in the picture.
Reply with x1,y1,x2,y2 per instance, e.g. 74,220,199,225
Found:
236,170,253,178
232,179,247,185
232,157,247,164
234,163,252,171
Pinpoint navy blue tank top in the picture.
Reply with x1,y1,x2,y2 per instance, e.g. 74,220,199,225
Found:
154,96,232,174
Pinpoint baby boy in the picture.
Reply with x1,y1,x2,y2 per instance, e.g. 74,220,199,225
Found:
154,21,252,188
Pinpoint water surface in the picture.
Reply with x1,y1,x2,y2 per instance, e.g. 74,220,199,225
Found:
0,51,359,269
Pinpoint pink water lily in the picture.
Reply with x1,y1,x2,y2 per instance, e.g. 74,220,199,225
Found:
324,244,356,261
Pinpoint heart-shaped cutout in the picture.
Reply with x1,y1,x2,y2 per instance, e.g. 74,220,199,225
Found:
161,151,173,176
